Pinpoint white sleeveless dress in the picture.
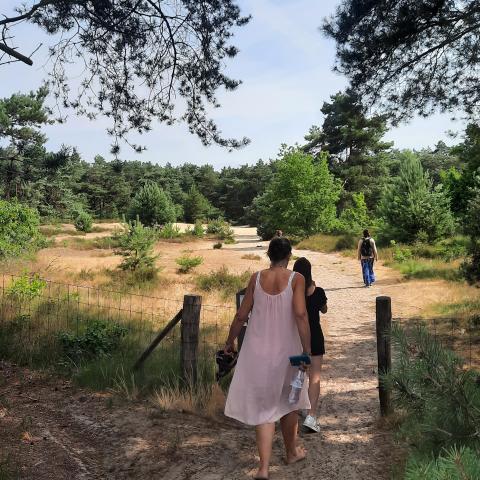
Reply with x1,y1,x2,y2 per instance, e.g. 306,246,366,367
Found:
224,271,310,425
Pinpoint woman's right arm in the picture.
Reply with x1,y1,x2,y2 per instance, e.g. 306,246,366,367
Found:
292,274,311,354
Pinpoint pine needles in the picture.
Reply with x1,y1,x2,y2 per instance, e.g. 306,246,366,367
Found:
386,324,480,477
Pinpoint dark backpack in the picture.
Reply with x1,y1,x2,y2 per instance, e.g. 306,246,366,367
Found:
361,237,373,257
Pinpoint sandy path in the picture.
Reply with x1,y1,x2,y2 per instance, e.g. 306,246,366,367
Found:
0,228,395,479
291,247,394,479
202,230,395,479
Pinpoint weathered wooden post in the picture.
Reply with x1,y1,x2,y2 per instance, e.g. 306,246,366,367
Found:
181,294,202,385
236,288,247,351
376,295,392,416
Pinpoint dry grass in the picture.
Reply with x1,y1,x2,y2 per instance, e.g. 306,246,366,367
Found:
423,282,480,319
54,236,120,250
40,224,112,237
297,234,345,253
241,254,261,261
0,224,257,326
153,382,225,417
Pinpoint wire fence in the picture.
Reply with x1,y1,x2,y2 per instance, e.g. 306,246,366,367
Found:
0,273,234,376
393,315,480,370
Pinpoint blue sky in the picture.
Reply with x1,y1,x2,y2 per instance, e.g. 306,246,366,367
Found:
0,0,463,167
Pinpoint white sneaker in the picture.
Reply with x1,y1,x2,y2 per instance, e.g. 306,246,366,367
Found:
303,415,320,433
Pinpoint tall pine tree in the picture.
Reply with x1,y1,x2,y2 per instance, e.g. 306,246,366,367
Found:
303,90,392,210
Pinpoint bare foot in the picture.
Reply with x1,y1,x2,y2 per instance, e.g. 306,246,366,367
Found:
286,445,307,465
254,467,269,479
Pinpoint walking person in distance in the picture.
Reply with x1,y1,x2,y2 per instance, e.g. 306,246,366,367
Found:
223,237,311,480
293,257,327,433
357,229,378,287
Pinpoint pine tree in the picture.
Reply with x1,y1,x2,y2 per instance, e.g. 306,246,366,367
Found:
183,185,214,223
405,446,480,480
461,185,480,284
303,90,392,210
127,182,177,227
386,324,480,459
378,152,455,243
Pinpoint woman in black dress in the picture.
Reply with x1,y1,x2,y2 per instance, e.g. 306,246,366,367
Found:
293,257,327,433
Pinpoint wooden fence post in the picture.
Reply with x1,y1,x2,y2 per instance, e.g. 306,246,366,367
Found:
376,295,392,416
181,294,202,385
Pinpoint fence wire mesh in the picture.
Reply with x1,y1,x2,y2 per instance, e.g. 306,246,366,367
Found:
0,273,235,379
393,316,480,370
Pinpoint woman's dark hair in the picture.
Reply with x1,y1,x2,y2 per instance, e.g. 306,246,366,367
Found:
363,229,370,238
267,237,292,263
293,257,313,297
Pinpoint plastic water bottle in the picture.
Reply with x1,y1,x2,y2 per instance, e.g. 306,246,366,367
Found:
288,369,305,404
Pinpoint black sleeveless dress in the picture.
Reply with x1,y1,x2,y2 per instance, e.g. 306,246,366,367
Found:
306,287,327,356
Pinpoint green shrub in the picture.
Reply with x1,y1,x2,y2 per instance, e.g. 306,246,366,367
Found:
105,266,160,291
59,320,128,363
196,267,250,298
193,220,205,237
206,219,234,240
396,259,462,281
114,220,158,273
213,242,222,249
336,192,369,234
128,182,177,227
158,223,182,239
0,199,43,258
206,218,226,234
176,255,203,273
6,273,46,302
412,238,468,262
252,149,341,238
391,240,413,262
334,234,356,251
73,210,93,233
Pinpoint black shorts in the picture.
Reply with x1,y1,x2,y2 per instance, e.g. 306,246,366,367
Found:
310,323,325,356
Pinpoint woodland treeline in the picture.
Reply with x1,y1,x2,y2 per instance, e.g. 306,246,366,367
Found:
0,88,472,230
3,87,480,283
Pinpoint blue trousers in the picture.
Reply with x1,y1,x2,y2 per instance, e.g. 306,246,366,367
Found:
361,259,375,286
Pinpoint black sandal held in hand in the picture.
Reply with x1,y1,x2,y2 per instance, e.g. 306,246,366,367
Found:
215,350,238,381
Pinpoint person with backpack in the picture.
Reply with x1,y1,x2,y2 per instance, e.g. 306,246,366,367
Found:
357,229,378,287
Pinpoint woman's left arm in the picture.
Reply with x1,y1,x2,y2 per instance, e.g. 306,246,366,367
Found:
224,273,256,352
